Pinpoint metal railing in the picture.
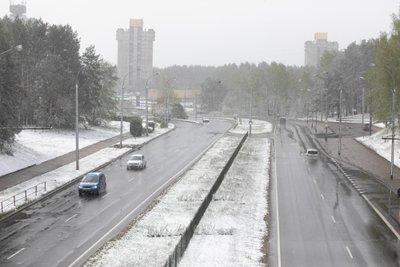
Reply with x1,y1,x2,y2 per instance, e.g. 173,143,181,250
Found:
163,132,248,267
0,181,47,213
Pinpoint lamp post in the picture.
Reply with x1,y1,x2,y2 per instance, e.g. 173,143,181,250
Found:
391,88,396,180
338,88,342,156
145,72,160,135
119,72,132,148
75,67,84,170
360,76,366,125
163,77,176,127
0,44,23,57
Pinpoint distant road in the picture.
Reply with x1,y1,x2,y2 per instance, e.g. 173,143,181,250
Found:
0,120,233,267
269,122,398,267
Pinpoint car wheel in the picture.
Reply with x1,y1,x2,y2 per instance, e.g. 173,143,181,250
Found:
79,191,82,196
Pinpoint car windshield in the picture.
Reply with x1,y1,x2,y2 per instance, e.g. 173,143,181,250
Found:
82,174,99,183
130,155,142,160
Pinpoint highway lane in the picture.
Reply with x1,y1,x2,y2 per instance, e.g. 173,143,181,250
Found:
271,124,397,267
0,120,233,267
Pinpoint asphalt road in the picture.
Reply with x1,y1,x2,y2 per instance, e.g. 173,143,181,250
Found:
0,120,232,267
270,124,398,267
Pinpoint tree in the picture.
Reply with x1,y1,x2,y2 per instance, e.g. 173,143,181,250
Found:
129,115,143,137
171,103,188,119
0,21,23,153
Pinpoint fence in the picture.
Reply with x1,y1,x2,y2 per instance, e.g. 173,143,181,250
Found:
163,132,248,267
0,181,47,213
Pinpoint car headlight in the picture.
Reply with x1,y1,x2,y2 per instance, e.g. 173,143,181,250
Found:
92,185,98,189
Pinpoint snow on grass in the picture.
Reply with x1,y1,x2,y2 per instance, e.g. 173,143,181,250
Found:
84,135,243,267
0,121,131,177
179,137,270,266
230,118,272,135
0,124,174,213
356,127,400,168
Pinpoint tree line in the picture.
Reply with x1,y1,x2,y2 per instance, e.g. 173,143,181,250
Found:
2,12,400,153
0,17,117,153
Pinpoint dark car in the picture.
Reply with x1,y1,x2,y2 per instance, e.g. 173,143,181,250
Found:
78,172,107,196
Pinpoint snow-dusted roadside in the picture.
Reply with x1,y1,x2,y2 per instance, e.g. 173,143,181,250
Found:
0,124,174,213
83,135,243,267
0,121,130,177
356,127,400,168
179,137,270,266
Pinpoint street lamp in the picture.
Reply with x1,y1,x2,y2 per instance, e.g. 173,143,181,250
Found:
75,67,84,170
119,71,134,148
164,77,176,127
360,76,365,125
338,88,342,156
0,44,23,57
145,72,160,136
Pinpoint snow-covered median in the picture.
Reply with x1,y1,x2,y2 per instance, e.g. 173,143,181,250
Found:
179,137,270,266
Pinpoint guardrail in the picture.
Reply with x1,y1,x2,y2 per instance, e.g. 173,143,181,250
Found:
0,181,47,213
163,132,248,267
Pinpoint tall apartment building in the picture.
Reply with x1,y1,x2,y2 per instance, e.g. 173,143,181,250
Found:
304,33,338,67
116,19,155,95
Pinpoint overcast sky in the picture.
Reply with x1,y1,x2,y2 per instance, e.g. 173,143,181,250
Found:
1,0,399,68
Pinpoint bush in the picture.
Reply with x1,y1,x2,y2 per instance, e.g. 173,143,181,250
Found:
129,115,143,137
171,103,188,119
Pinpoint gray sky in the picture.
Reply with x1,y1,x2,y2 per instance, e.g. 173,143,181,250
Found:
1,0,399,68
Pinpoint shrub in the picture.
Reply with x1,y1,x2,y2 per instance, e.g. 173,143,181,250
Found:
129,115,143,137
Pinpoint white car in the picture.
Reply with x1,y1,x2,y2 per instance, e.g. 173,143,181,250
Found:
127,154,147,170
305,148,318,159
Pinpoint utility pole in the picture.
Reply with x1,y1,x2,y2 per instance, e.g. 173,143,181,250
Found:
391,88,396,180
338,89,342,156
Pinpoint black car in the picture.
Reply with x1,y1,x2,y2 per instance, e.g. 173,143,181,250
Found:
78,172,107,196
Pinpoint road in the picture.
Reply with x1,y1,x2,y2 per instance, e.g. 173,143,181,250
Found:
269,123,398,267
0,120,232,267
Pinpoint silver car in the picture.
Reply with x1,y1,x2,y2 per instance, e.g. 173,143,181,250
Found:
127,154,147,170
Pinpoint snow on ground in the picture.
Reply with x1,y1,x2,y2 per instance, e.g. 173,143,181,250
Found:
230,118,273,135
0,124,174,213
0,121,130,177
356,127,400,168
179,137,270,266
83,135,243,267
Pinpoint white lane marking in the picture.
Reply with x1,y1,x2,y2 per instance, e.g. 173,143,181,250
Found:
331,215,336,224
65,214,78,223
128,178,134,183
346,246,354,259
362,194,400,240
320,193,325,200
274,131,282,267
68,132,222,267
102,193,110,199
7,248,25,260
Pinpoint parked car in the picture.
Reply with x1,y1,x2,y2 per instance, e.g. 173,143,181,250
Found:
127,154,147,170
78,172,107,196
202,117,210,123
305,148,318,159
